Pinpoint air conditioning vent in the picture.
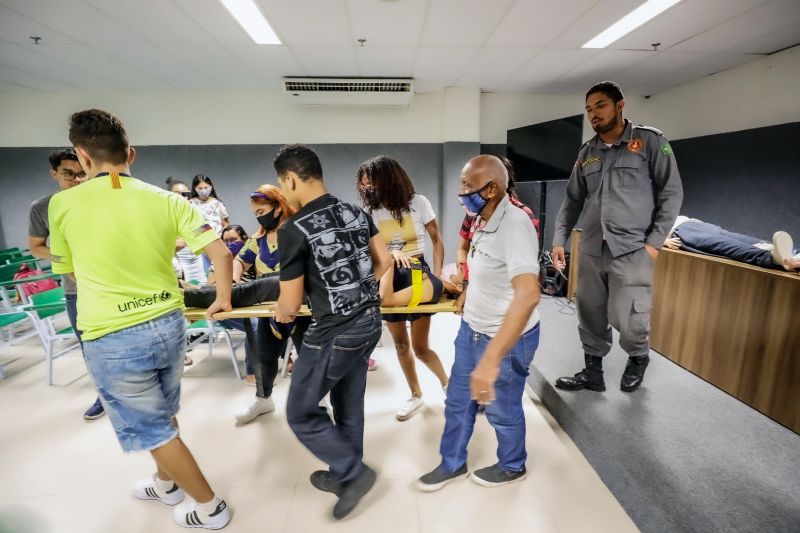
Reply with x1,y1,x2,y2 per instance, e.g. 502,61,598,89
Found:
282,78,414,106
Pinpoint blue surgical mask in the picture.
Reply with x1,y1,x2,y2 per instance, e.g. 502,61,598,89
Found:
196,188,212,199
226,240,245,257
458,182,492,216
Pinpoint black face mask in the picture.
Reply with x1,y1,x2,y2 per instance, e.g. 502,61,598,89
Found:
364,188,379,209
257,210,281,231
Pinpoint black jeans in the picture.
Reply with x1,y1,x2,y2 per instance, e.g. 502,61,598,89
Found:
243,316,310,399
286,307,381,484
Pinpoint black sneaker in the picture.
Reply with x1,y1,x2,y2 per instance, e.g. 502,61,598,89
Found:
416,463,469,492
83,397,105,421
471,463,527,487
310,470,342,496
332,464,376,520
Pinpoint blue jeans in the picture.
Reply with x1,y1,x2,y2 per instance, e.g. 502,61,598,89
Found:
83,310,185,452
674,221,775,268
286,307,381,484
439,320,540,473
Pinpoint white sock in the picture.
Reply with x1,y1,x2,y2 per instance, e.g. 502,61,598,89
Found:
155,475,174,492
197,495,222,516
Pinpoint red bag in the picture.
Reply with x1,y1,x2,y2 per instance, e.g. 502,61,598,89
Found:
13,263,59,298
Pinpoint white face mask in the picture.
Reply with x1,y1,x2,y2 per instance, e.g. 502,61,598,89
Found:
196,188,212,199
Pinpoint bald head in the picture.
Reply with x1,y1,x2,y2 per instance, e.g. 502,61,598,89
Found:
461,155,509,190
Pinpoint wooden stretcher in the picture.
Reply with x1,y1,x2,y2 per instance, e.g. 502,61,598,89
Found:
184,299,457,321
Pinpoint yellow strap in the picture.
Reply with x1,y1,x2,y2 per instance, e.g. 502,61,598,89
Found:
408,266,423,308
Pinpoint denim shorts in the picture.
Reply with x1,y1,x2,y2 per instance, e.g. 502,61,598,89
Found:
83,309,186,453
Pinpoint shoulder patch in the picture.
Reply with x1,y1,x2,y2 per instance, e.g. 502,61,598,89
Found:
634,124,665,137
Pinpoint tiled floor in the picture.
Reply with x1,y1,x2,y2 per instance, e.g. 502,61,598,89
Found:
0,312,638,533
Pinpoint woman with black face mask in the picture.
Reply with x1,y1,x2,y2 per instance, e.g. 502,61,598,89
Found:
231,184,310,425
356,155,449,422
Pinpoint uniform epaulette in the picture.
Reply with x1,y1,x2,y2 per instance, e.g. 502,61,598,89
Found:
634,124,664,136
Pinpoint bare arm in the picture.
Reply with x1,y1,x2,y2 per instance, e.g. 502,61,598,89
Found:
276,276,305,322
232,259,251,283
425,219,445,277
369,234,392,280
28,236,50,260
202,239,232,318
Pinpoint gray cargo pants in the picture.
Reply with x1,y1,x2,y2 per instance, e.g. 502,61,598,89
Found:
576,244,653,358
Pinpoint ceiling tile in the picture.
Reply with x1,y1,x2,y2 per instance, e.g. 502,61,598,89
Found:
725,22,800,53
0,62,77,90
413,79,456,93
454,78,505,92
556,49,652,84
413,46,480,79
347,0,429,46
95,44,211,88
225,45,306,78
648,52,762,89
1,0,146,44
83,0,215,45
260,0,353,46
614,51,711,87
459,47,539,81
486,0,595,48
167,45,262,83
671,0,800,53
13,44,174,90
355,46,416,77
0,5,76,45
0,43,99,89
548,0,643,48
510,49,600,84
611,0,763,51
172,0,254,45
290,46,358,77
420,0,516,47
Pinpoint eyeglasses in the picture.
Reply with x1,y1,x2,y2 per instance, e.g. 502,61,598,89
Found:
59,170,86,181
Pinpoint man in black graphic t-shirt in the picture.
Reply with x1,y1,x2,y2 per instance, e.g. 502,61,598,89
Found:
274,144,392,521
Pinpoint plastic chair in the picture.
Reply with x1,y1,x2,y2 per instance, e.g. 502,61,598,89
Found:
0,310,31,379
186,319,243,379
22,287,80,385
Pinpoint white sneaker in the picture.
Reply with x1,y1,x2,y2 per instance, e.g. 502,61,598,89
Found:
772,231,794,269
234,396,274,424
173,499,231,530
132,475,185,506
396,396,424,421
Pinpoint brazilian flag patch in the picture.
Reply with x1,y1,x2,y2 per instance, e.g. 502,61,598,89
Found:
660,143,673,155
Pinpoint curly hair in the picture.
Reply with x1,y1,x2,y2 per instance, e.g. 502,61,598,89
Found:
68,109,129,165
356,155,415,224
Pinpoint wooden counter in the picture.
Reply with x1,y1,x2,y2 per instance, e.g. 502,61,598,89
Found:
651,249,800,433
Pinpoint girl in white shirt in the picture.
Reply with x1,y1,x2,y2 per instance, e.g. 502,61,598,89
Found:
356,155,448,422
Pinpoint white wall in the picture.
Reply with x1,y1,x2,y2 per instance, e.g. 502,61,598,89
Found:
638,45,800,140
0,89,446,146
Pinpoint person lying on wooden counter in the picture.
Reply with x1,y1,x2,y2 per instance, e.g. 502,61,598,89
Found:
664,216,800,272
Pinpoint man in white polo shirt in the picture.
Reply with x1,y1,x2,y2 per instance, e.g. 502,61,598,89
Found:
417,155,542,491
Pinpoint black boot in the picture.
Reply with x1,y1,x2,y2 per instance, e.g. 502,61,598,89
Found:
555,354,606,392
620,355,650,392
